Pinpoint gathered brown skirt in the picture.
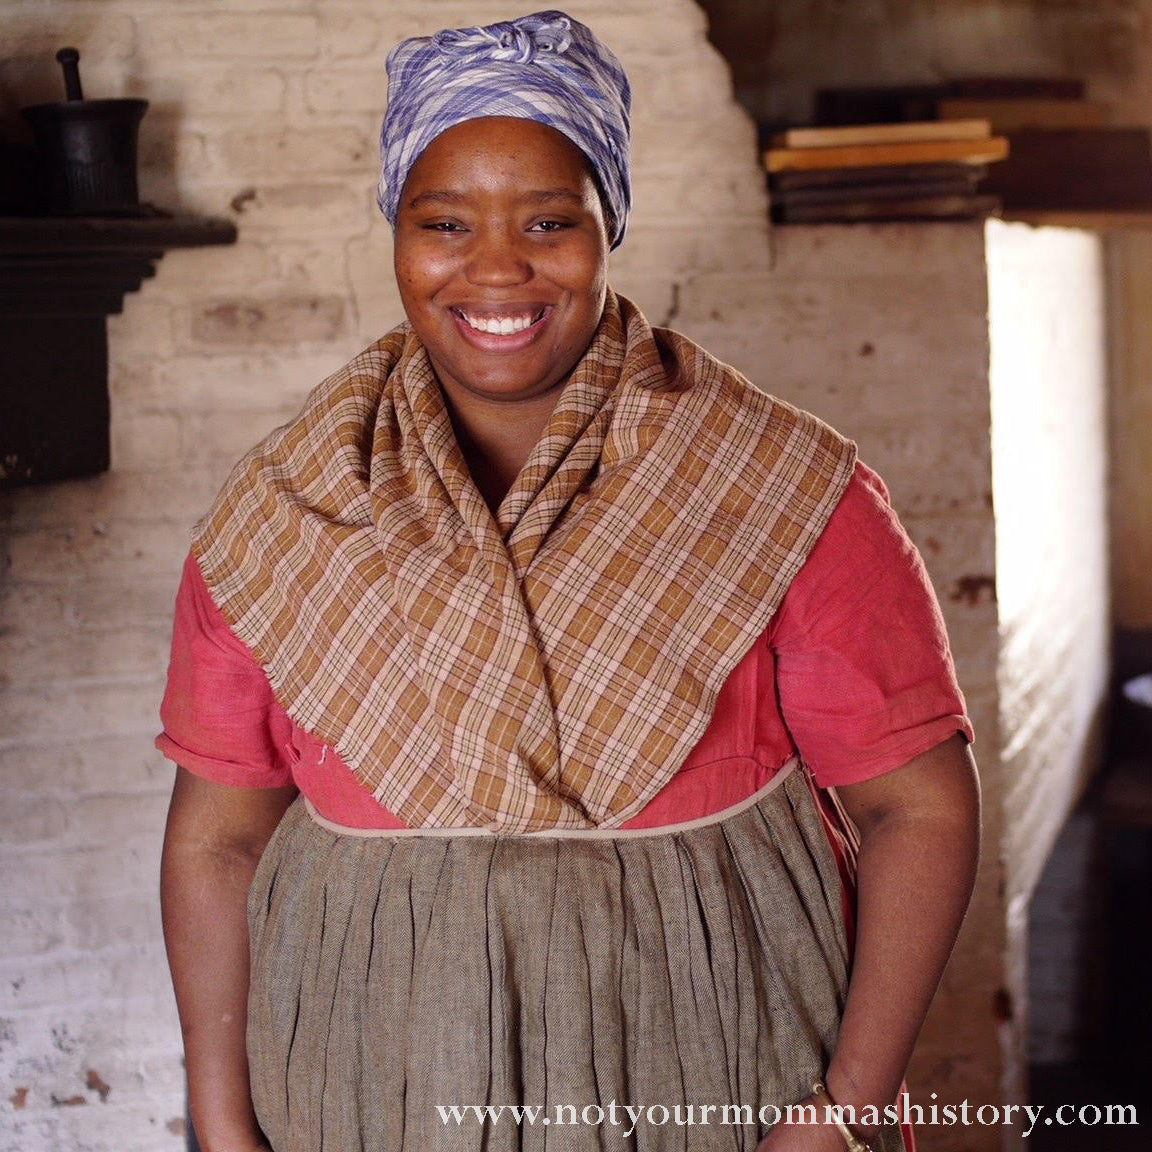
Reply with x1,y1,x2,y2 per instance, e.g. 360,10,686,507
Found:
246,766,905,1151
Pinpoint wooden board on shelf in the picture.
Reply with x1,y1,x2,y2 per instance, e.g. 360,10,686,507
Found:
770,162,987,192
764,136,1009,173
771,119,991,150
937,98,1111,131
773,193,1001,224
772,176,983,207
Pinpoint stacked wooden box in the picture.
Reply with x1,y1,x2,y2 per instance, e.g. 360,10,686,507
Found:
765,119,1007,223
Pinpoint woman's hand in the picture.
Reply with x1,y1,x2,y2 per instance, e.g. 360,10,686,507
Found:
755,1098,860,1151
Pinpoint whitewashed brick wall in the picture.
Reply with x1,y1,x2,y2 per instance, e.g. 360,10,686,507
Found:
0,4,1112,1152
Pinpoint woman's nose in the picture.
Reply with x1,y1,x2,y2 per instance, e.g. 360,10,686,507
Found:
465,229,531,286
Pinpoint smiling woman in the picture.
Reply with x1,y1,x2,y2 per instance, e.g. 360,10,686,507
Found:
157,11,980,1152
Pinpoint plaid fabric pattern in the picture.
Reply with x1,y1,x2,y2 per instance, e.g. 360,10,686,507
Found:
193,293,856,832
378,10,631,247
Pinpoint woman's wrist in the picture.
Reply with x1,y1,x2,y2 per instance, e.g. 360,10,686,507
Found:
819,1068,885,1141
810,1081,876,1150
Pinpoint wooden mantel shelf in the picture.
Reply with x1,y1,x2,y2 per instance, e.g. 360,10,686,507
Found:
0,213,236,316
0,212,237,487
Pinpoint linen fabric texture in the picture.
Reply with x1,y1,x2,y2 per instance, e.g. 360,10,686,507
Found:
191,291,857,834
246,767,906,1152
377,9,632,246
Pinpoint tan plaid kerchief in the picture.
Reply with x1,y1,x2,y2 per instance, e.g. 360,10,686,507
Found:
193,293,856,831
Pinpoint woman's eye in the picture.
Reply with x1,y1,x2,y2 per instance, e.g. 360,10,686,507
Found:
530,219,570,233
424,220,466,233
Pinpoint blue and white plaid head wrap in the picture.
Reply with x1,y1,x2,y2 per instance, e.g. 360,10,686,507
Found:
378,10,632,248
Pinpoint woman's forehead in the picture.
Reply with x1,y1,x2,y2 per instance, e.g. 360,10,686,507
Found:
403,117,598,198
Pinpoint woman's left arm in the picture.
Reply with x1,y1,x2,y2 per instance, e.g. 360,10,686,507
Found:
759,732,981,1151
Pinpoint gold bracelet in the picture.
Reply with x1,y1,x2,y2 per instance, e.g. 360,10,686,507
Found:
811,1081,875,1152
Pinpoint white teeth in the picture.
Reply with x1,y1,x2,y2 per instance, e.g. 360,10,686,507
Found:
460,311,536,335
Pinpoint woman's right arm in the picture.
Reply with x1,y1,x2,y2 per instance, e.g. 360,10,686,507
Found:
160,766,298,1152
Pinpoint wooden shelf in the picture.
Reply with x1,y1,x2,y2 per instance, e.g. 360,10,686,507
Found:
0,212,236,486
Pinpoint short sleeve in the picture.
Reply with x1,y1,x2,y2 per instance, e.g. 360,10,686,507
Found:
771,461,973,789
156,552,295,789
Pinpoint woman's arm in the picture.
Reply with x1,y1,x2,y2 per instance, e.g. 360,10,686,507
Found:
160,766,298,1152
759,733,981,1151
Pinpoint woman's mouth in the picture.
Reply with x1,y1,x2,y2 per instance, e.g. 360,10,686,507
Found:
454,307,546,336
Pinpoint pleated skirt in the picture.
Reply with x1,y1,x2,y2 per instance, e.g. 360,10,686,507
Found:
246,766,906,1151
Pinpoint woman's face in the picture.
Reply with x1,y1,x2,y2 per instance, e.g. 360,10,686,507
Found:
393,116,610,409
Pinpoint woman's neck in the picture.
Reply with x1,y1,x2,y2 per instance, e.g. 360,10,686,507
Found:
444,386,563,517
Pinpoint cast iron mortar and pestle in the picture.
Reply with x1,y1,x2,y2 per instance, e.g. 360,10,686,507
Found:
21,48,150,215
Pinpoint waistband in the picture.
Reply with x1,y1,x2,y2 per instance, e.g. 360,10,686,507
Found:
304,758,799,840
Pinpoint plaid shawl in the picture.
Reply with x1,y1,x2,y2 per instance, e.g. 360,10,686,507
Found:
193,293,856,832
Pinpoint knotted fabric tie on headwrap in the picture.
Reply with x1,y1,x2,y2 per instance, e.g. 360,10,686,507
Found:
378,9,632,247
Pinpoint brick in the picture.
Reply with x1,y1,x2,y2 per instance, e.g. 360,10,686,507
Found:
2,1098,188,1152
593,8,708,57
0,796,68,847
633,163,763,219
304,68,388,114
70,570,189,630
179,408,298,464
66,892,166,953
0,738,172,796
346,226,408,339
0,947,168,1013
274,243,360,294
183,295,348,348
0,470,214,532
65,793,171,851
215,126,374,178
136,14,320,60
3,520,191,586
137,120,209,184
851,421,993,518
610,218,772,280
142,351,348,413
317,10,394,60
0,681,166,748
0,844,162,907
899,514,997,603
768,221,989,282
109,412,182,472
107,300,176,363
0,903,67,958
135,242,279,298
4,995,182,1064
0,475,106,531
137,64,286,117
216,182,368,236
2,627,171,688
1,14,135,64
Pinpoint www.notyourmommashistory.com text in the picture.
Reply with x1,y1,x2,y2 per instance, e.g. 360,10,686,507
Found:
436,1097,1139,1140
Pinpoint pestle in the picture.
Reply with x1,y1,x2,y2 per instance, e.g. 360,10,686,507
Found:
56,47,84,102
